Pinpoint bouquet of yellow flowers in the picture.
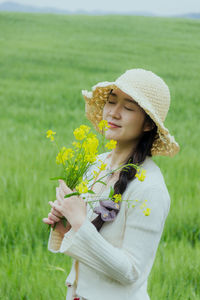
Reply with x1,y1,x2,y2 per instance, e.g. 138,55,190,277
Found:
46,120,151,230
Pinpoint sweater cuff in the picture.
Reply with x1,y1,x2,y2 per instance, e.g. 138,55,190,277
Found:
48,217,90,253
48,228,64,253
59,217,95,253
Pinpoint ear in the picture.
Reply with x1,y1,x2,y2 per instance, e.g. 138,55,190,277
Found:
143,120,155,132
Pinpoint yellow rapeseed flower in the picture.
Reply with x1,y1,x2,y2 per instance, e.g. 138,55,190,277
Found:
136,167,140,173
46,129,56,141
93,170,99,176
92,170,99,179
76,180,89,194
62,148,74,161
84,154,97,163
135,169,146,181
87,132,97,139
79,125,91,135
113,194,122,203
105,139,117,150
140,202,147,209
83,137,99,163
73,125,91,141
83,138,97,151
56,146,66,164
56,147,74,165
56,153,63,164
72,141,81,149
143,208,151,216
98,120,110,131
73,128,86,140
99,163,107,171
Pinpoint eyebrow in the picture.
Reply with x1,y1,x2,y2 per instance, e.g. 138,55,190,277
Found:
110,91,138,105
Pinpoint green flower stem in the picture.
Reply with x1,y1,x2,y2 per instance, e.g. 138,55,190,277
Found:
69,138,88,189
48,216,68,232
86,198,140,204
87,162,139,190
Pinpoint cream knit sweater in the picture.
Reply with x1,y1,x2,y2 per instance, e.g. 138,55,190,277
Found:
48,152,170,300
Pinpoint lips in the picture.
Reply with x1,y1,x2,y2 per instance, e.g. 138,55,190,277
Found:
108,122,121,128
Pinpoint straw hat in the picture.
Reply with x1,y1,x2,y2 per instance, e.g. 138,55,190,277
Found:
82,68,180,157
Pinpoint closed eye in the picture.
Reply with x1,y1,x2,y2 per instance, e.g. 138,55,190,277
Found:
125,107,134,111
107,101,134,111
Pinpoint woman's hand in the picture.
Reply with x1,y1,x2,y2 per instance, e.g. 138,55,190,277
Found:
49,179,87,232
42,200,72,237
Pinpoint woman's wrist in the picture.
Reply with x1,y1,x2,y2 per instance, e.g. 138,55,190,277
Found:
72,216,87,232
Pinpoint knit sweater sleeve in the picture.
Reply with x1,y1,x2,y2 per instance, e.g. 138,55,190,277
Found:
48,185,170,286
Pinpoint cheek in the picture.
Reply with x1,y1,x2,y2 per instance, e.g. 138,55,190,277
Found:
125,114,144,134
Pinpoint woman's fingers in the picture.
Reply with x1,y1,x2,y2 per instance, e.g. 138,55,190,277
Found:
51,207,62,217
43,197,64,226
49,201,63,217
42,217,54,225
59,180,69,195
59,184,65,198
56,187,63,204
49,202,62,214
48,212,60,222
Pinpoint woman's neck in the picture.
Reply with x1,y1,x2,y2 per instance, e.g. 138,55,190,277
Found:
105,149,131,171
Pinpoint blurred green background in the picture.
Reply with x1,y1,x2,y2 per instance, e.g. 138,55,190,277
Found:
0,12,199,299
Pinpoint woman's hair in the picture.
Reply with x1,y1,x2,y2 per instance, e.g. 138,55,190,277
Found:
91,89,158,232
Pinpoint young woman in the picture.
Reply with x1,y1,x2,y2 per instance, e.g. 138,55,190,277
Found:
43,69,180,300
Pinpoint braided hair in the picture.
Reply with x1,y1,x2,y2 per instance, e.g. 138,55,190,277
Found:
91,91,158,232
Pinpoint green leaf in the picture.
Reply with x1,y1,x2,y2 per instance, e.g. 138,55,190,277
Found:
51,223,57,231
61,218,67,227
64,192,80,198
50,176,66,181
87,190,96,194
97,180,107,185
109,186,114,198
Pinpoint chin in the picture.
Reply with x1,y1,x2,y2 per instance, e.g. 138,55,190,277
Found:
105,132,118,140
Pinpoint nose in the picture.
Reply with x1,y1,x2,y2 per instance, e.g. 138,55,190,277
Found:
108,103,122,118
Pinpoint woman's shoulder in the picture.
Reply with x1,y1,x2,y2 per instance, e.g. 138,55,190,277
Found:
142,156,168,187
126,155,170,199
125,156,171,219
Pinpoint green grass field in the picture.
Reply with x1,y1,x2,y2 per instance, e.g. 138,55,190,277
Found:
0,12,199,299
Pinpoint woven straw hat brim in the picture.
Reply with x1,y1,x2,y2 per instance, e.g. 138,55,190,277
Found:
82,81,180,157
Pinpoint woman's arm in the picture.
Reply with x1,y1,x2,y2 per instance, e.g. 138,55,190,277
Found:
48,185,170,285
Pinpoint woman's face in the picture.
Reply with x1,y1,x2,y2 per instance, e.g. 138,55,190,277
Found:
103,88,150,146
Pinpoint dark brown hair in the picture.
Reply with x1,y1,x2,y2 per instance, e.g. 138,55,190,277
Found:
91,90,158,232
